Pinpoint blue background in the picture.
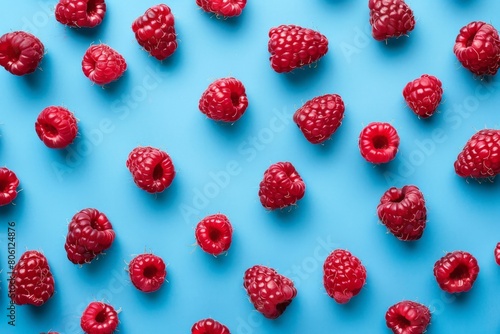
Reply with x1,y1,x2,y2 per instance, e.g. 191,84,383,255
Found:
0,1,500,333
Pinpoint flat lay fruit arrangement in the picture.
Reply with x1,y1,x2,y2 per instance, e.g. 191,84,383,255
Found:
0,0,499,333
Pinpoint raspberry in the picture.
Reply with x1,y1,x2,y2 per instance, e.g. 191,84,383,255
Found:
293,94,345,144
495,243,500,265
131,4,177,60
196,0,247,17
268,24,328,73
243,265,297,319
195,214,233,256
35,106,78,149
9,250,55,306
323,249,367,304
453,21,500,76
258,161,305,210
65,208,115,264
377,185,427,241
128,253,166,293
454,129,500,179
0,31,44,76
403,74,443,118
434,251,479,293
126,146,175,193
199,77,248,122
55,0,106,28
359,122,400,164
369,0,415,41
191,318,230,334
80,302,119,334
0,167,20,206
385,300,431,334
82,44,126,85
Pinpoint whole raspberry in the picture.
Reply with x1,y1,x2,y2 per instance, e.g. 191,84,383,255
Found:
268,24,328,73
80,302,119,334
434,251,479,293
191,318,230,334
359,122,400,164
128,253,166,293
82,44,126,85
0,31,44,76
323,249,367,304
293,94,345,144
35,106,78,149
196,0,247,17
243,265,297,319
495,243,500,265
385,300,431,334
126,146,176,193
199,77,248,122
258,161,305,210
453,21,500,76
55,0,106,28
454,129,500,179
132,4,177,60
403,74,443,118
195,214,233,256
0,167,20,206
369,0,415,41
9,250,55,306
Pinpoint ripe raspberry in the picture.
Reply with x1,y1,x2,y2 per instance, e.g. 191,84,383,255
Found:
195,214,233,256
80,302,119,334
35,106,78,149
495,243,500,265
369,0,415,41
243,265,297,319
65,208,115,264
55,0,106,28
128,253,166,293
453,21,500,76
82,44,126,85
9,250,55,306
434,251,479,293
0,167,20,206
403,74,443,118
131,4,177,60
126,146,175,193
377,185,427,241
385,300,431,334
191,318,230,334
0,31,44,76
258,162,305,210
359,122,400,164
268,24,328,73
293,94,345,144
454,129,500,179
199,77,248,122
196,0,247,17
323,249,367,304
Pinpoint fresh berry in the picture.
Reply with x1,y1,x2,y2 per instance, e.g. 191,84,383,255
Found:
195,214,233,256
0,167,20,206
293,94,345,144
55,0,106,28
243,265,297,319
128,253,166,293
403,74,443,118
82,44,126,85
126,146,175,193
80,302,119,334
65,208,115,264
453,21,500,76
377,185,427,241
35,106,78,149
131,4,177,60
258,162,305,210
199,77,248,122
385,300,431,334
191,318,230,334
196,0,247,17
369,0,415,41
495,243,500,265
0,31,44,75
268,24,328,73
454,129,500,179
323,249,367,304
359,122,400,164
434,251,479,293
9,250,55,306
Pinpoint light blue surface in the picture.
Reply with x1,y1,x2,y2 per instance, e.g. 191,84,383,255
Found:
0,1,500,333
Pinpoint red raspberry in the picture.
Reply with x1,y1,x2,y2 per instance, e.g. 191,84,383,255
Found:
0,31,44,76
454,129,500,179
195,214,233,256
453,21,500,76
191,318,230,334
80,302,119,334
0,167,20,206
434,251,479,293
403,74,443,118
243,265,297,319
258,161,305,210
323,249,367,304
196,0,247,17
9,250,55,306
199,77,248,122
35,106,78,149
385,300,431,334
131,4,177,61
126,146,176,193
128,253,166,293
65,208,115,264
377,185,427,241
369,0,415,41
293,94,345,144
359,122,400,164
268,24,328,73
82,44,126,85
55,0,106,28
495,243,500,265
